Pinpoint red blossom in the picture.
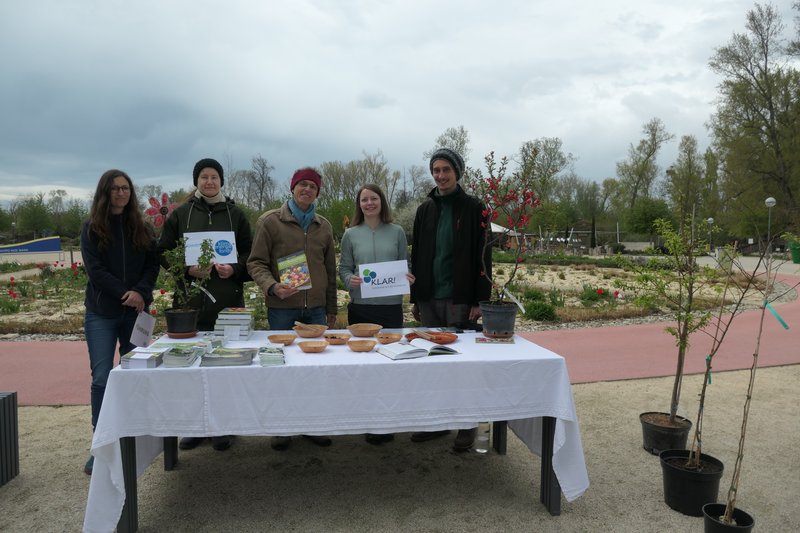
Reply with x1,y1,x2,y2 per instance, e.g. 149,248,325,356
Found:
9,276,15,282
596,288,604,295
613,290,620,299
160,288,166,294
150,309,157,316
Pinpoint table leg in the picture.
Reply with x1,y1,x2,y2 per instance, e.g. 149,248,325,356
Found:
539,416,562,515
492,421,507,455
164,437,178,470
117,437,138,532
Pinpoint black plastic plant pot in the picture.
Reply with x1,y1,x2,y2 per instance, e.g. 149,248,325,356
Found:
165,308,199,338
659,449,724,517
702,503,755,532
639,411,692,455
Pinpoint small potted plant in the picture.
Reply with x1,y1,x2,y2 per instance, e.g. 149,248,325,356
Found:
617,216,719,454
700,237,798,530
468,150,541,338
160,236,215,337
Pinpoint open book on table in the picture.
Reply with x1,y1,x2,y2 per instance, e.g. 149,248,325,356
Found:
377,338,459,360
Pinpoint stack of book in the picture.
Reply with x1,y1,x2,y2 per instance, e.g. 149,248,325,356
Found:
120,345,171,369
160,344,205,368
200,347,257,367
213,307,254,340
258,344,285,367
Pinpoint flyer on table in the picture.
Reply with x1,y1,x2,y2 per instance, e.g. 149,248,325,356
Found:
358,259,410,298
184,231,237,265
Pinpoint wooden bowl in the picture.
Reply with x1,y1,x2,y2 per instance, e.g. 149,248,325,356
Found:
293,324,328,338
324,332,352,345
267,334,297,346
375,332,402,345
297,340,329,353
347,323,382,337
347,339,377,352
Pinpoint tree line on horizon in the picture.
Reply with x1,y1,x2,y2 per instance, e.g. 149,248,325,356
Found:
0,3,797,249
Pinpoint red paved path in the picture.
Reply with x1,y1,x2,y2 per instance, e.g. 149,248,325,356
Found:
1,273,797,406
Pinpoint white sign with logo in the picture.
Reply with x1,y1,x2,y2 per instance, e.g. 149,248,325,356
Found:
184,231,237,265
357,259,410,298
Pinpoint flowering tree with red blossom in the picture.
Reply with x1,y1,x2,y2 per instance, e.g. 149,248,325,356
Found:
469,151,541,306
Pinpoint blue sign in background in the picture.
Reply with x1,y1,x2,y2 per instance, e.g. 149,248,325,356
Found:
0,236,62,254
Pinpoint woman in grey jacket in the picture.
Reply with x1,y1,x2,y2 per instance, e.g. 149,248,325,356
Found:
339,184,415,329
339,184,414,446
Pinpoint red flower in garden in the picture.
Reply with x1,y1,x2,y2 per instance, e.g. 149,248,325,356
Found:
145,193,178,228
596,288,604,295
9,276,14,282
613,290,620,299
159,288,166,295
150,309,157,316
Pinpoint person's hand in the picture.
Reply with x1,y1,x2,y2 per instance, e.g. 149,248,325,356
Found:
121,291,145,313
326,313,337,329
411,303,420,321
405,272,416,285
272,283,299,300
468,305,482,322
187,264,212,278
214,263,234,279
349,275,362,288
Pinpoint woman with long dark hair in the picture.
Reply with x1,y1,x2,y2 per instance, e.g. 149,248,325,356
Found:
80,169,160,475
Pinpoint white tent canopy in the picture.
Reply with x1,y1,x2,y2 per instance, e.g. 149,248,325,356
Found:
490,222,521,237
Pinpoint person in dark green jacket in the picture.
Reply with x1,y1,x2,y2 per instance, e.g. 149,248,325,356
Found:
409,148,492,452
157,157,253,451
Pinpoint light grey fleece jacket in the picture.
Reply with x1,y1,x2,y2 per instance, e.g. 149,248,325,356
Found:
338,222,409,306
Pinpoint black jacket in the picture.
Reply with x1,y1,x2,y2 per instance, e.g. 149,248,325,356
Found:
157,195,253,330
81,215,160,318
410,185,492,306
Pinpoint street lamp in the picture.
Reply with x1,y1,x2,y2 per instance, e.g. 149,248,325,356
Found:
706,217,714,255
765,197,776,255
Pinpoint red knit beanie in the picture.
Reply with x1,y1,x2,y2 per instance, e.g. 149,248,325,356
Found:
290,168,322,191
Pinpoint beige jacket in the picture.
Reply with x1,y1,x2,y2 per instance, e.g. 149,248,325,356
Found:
247,202,337,315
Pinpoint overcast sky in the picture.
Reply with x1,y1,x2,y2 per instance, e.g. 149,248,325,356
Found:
1,1,795,206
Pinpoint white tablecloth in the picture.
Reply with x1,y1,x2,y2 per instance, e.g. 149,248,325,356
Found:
84,331,589,532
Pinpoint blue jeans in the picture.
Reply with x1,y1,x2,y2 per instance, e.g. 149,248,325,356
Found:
268,307,326,330
85,310,136,429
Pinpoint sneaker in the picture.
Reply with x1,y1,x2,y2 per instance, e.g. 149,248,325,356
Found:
410,430,450,443
179,437,206,450
271,436,291,451
365,433,395,445
211,436,233,451
302,435,332,447
453,428,478,452
84,455,94,476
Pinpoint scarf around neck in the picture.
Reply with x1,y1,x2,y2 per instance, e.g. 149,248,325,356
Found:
195,189,226,204
288,198,316,231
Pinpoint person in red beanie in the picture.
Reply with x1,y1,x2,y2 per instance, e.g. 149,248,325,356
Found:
247,167,337,451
